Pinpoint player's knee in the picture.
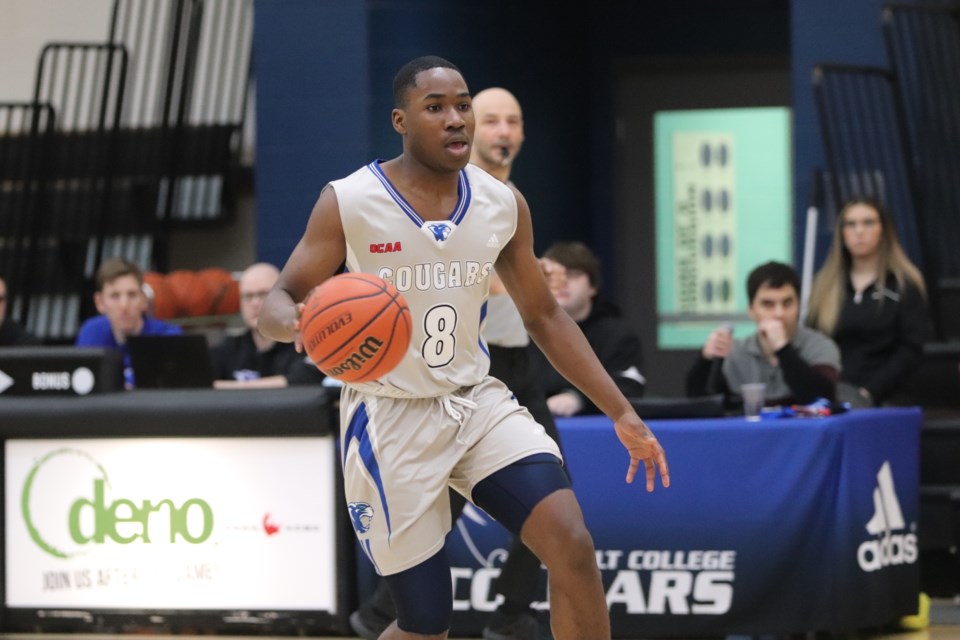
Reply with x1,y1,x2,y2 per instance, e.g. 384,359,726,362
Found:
471,453,570,535
551,520,596,567
523,495,595,570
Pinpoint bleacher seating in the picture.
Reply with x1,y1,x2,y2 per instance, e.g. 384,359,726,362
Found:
0,0,252,342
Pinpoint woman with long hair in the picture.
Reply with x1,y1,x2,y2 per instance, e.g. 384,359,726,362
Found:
806,197,927,406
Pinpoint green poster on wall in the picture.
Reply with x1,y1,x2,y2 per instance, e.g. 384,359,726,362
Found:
653,108,792,349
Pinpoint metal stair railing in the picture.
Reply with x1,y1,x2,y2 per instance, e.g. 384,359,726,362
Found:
29,42,129,341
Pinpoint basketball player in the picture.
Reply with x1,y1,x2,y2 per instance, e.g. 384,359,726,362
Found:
349,87,569,640
258,56,669,640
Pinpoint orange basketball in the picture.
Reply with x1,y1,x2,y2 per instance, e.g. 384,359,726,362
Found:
198,267,240,315
301,273,412,383
143,271,177,319
166,269,210,317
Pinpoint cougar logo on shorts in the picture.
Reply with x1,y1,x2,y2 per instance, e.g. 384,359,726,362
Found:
349,502,375,533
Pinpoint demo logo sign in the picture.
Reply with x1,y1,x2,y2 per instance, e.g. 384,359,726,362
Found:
21,448,214,559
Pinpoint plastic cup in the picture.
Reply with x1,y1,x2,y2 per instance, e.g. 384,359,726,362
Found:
741,383,766,421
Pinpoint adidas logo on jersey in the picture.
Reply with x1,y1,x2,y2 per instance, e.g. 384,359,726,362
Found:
486,234,500,248
857,461,917,572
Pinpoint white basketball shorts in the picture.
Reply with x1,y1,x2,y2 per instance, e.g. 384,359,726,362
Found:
339,375,562,576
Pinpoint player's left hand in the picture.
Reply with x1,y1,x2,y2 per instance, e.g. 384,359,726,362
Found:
613,411,670,491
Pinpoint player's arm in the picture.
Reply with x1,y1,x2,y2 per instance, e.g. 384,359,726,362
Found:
496,188,669,491
258,185,347,345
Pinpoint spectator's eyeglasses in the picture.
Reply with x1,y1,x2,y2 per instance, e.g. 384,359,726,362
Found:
842,218,880,229
240,290,270,303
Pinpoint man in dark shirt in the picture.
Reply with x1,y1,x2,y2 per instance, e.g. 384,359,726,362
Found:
0,276,39,346
531,241,646,415
687,261,840,406
211,263,323,388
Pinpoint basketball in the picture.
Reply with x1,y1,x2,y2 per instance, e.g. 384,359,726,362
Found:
143,271,177,319
198,267,240,315
166,269,210,317
300,273,412,383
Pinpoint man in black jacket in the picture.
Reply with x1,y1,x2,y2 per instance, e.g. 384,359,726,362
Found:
532,241,646,415
211,263,323,388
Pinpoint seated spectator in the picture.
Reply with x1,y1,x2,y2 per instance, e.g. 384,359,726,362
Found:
76,258,182,387
530,241,646,416
211,262,324,389
687,261,840,406
0,275,40,346
806,198,927,407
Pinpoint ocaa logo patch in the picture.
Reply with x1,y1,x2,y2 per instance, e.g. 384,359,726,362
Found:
348,502,375,534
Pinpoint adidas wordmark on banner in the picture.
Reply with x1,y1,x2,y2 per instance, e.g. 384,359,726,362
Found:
857,461,917,572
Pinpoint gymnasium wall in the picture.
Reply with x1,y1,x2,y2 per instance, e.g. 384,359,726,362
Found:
0,0,928,395
253,0,791,279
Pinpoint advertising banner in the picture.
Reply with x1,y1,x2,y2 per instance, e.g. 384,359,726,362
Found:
439,410,920,637
6,437,338,612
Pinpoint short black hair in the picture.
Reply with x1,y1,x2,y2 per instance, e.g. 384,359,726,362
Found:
544,241,602,290
746,261,800,303
393,56,462,108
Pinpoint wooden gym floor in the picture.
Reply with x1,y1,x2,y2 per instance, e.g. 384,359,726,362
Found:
0,599,956,640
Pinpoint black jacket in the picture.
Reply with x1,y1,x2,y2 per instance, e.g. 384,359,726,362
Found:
0,319,40,346
210,331,325,384
831,274,926,403
530,298,645,415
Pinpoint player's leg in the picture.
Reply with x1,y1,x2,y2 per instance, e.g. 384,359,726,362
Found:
471,456,609,640
340,388,467,639
351,488,469,639
453,377,603,638
378,549,452,639
520,489,609,639
482,519,545,640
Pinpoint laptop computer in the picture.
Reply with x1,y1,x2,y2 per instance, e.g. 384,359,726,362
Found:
630,394,726,419
127,334,215,389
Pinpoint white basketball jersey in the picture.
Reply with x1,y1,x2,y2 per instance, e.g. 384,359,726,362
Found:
331,161,518,398
484,293,529,348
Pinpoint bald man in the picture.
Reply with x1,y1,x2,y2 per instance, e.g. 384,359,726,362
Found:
471,87,525,182
210,263,323,389
349,87,563,640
